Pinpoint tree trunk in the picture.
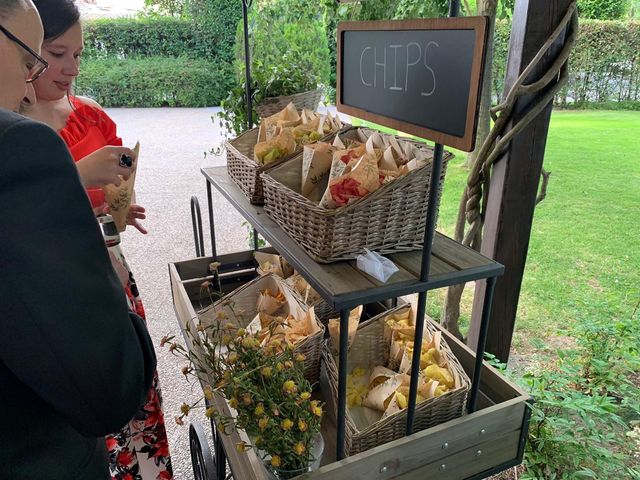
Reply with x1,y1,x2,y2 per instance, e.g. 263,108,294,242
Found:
463,0,498,168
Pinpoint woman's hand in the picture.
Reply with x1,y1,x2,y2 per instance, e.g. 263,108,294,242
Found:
103,203,148,235
76,146,137,187
126,204,148,234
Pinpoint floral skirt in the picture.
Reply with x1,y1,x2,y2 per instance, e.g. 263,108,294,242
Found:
105,253,173,480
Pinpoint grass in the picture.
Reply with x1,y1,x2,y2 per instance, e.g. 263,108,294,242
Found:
356,111,640,354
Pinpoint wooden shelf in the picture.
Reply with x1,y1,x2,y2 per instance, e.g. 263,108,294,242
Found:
202,166,504,311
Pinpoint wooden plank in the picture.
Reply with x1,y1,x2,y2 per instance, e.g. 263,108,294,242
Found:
203,168,502,310
468,0,574,362
432,234,495,271
300,398,526,479
400,431,521,480
347,259,416,287
387,250,453,279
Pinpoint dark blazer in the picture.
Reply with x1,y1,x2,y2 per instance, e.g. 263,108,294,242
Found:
0,110,157,479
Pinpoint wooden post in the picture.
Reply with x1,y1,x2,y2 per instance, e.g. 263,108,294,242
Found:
467,0,573,362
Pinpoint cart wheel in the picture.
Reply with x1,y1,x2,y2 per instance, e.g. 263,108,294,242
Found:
189,421,217,480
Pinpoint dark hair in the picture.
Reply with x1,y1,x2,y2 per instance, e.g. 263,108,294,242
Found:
0,0,27,22
32,0,79,41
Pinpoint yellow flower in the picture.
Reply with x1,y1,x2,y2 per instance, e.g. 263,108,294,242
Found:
180,403,191,416
203,385,214,401
215,309,227,320
299,391,311,401
243,336,259,349
258,416,269,431
261,366,273,378
236,441,248,453
254,403,265,416
310,400,323,417
284,360,294,369
242,393,253,406
281,418,294,431
270,455,282,468
228,352,239,364
205,407,217,418
224,322,235,331
217,422,226,434
229,397,239,409
295,353,306,362
282,380,297,395
293,442,306,456
237,328,247,337
222,334,232,346
276,362,284,372
254,436,263,448
298,419,308,432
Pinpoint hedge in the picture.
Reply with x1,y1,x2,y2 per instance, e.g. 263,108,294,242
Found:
493,20,640,106
76,57,234,107
83,17,224,61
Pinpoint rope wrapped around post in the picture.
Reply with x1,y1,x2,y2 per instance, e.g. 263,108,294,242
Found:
454,1,579,249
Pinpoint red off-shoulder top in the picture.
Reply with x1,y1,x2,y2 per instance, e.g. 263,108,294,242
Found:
59,96,123,208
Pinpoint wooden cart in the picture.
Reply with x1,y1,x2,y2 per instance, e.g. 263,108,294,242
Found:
168,168,532,480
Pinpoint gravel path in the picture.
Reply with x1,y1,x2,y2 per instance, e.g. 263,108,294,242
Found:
106,106,246,480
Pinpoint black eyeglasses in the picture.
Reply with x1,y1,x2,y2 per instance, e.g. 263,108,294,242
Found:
0,24,48,83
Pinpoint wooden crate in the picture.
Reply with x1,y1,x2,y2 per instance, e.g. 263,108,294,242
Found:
170,256,531,480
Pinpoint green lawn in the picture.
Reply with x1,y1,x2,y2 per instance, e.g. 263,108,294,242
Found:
434,111,640,352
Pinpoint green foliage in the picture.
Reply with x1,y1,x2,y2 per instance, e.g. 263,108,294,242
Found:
77,57,234,107
83,17,222,60
491,20,640,107
578,0,629,20
523,354,639,479
521,317,640,480
216,0,331,136
394,0,448,20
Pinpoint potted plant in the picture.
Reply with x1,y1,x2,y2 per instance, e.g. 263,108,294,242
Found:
216,7,331,138
166,290,325,478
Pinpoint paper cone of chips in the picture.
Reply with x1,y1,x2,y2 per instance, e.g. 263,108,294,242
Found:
328,305,363,354
102,142,139,232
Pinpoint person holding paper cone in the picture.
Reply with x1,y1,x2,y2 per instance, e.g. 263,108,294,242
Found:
20,1,173,478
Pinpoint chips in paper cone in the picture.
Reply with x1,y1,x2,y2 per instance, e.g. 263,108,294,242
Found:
256,288,287,315
102,141,139,232
328,305,363,354
301,142,334,198
254,252,294,278
254,128,296,165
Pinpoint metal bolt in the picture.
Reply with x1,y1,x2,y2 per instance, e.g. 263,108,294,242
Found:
439,464,447,471
479,429,486,436
442,442,449,450
476,450,482,457
380,466,388,474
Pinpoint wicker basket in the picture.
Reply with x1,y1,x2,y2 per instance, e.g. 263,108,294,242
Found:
262,128,453,263
226,124,350,205
323,305,470,456
197,274,324,384
255,88,324,119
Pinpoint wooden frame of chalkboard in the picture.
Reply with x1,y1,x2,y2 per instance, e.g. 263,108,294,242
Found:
336,17,489,152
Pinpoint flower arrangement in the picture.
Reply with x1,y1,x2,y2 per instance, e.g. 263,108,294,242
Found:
164,279,324,478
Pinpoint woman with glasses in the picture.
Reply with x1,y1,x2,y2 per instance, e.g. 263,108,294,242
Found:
21,1,173,479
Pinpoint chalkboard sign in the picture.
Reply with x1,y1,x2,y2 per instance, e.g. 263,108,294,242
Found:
337,17,488,151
